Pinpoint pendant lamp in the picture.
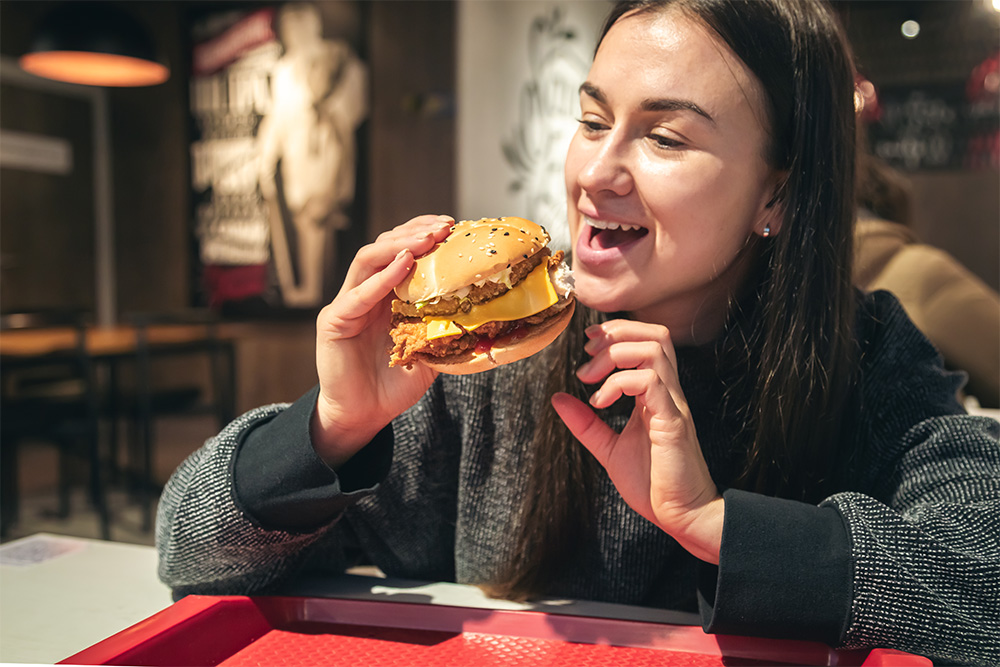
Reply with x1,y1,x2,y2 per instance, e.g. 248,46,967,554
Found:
19,1,169,87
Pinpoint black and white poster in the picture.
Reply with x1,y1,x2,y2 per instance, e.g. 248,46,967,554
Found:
190,3,366,314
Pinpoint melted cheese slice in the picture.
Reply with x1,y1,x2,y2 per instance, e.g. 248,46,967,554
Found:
425,261,558,340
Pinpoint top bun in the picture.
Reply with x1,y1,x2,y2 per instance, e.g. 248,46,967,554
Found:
395,217,549,303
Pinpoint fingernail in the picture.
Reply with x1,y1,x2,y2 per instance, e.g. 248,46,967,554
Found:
436,215,455,223
395,248,409,261
589,389,602,407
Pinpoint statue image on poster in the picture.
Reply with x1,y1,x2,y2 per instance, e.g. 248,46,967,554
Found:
257,3,367,308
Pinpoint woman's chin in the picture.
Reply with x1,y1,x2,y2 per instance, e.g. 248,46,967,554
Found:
575,279,633,314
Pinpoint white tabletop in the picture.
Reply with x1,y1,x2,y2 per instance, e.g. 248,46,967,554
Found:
0,534,173,665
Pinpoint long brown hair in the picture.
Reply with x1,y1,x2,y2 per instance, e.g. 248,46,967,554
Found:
485,0,860,601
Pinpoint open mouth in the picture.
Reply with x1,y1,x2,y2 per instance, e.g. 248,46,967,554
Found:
584,217,648,250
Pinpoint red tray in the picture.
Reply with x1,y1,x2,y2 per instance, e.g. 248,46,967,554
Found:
60,595,931,667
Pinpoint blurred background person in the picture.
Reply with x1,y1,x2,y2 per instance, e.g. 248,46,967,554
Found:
854,137,1000,408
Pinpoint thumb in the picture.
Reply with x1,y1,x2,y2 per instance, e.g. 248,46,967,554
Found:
551,392,618,465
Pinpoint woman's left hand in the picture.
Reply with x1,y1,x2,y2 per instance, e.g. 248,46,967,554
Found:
551,319,724,564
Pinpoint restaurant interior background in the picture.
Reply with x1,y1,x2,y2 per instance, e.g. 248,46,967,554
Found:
1,0,997,543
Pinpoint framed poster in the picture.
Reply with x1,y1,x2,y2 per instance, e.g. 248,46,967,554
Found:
190,2,367,316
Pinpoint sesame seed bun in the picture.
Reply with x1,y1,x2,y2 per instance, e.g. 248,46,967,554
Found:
394,216,549,304
388,216,576,374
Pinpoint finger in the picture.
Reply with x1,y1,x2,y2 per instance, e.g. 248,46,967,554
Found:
551,392,620,466
578,339,688,421
347,215,453,286
584,319,679,370
576,340,672,386
344,215,454,289
589,368,678,416
323,248,414,339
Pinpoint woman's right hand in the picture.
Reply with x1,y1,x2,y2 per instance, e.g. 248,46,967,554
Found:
311,214,455,468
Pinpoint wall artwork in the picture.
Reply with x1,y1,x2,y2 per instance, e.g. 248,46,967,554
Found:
865,52,999,172
190,2,367,315
457,1,607,254
501,7,593,253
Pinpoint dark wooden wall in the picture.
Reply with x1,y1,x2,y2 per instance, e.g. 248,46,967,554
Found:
367,1,455,238
0,85,96,311
1,1,192,315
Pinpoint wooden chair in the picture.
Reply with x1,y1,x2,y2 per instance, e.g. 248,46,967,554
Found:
0,310,110,539
114,309,236,531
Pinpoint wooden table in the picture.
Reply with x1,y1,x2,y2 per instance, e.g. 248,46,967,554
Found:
0,322,237,359
1,322,239,535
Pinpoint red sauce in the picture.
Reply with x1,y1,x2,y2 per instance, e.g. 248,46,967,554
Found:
475,323,530,356
494,324,529,346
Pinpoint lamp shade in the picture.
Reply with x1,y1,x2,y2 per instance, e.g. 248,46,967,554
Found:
19,2,169,87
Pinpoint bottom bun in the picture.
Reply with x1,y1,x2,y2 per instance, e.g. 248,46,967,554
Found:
422,301,576,375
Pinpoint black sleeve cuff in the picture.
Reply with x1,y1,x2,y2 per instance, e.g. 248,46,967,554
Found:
232,385,394,533
697,488,853,646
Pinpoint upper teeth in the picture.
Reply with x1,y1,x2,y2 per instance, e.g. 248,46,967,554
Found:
585,217,641,232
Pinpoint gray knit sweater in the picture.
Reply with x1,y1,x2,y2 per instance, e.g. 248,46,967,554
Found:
156,291,999,665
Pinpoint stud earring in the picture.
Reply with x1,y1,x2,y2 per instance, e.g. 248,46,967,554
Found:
762,225,771,238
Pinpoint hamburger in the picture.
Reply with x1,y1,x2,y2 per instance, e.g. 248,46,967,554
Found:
389,216,575,374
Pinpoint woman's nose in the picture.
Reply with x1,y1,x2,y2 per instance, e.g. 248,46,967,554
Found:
576,136,633,197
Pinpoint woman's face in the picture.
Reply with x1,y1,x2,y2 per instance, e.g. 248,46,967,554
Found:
565,8,782,343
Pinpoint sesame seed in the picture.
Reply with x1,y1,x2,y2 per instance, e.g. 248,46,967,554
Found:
503,232,510,236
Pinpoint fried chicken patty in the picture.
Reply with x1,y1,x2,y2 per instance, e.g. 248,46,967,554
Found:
389,300,569,367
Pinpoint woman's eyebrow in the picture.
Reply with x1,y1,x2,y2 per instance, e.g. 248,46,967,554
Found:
579,81,716,125
640,96,715,124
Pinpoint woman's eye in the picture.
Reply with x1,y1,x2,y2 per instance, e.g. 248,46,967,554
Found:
651,133,683,149
577,118,607,134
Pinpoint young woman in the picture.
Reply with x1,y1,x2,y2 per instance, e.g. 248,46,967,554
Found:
157,1,999,664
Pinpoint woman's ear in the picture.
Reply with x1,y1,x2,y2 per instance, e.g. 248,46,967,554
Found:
755,173,787,238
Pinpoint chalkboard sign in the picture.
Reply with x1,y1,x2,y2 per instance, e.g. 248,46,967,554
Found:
869,85,964,170
869,84,999,171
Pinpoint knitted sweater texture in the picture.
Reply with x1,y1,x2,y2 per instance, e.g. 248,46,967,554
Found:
156,292,999,665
